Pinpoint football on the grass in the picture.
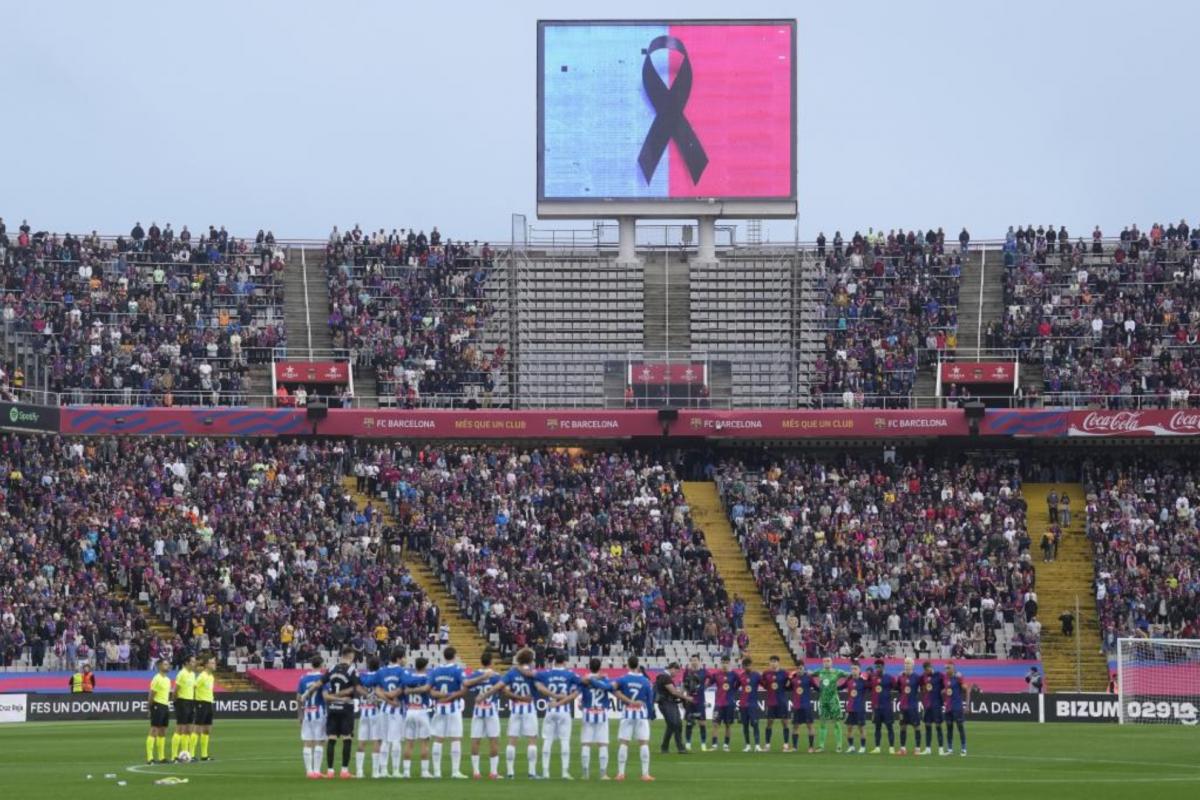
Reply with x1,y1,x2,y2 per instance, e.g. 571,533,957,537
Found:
178,751,192,763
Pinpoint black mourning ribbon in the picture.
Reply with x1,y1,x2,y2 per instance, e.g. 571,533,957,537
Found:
638,35,708,185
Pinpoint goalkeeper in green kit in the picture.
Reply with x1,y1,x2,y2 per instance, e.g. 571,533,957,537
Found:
814,657,850,753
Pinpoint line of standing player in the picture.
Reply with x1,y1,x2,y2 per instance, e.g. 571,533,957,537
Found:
297,645,657,780
679,654,971,756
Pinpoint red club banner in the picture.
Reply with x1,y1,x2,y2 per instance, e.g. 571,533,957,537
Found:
628,362,708,386
940,361,1016,385
274,361,350,385
317,410,666,439
676,409,969,438
59,408,976,439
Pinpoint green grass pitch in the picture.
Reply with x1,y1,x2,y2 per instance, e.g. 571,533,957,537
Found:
0,720,1197,799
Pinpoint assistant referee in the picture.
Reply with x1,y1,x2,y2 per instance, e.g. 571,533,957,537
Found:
172,654,197,762
146,660,172,764
194,656,216,761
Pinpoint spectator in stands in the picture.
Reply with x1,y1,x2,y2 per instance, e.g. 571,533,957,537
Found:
2,220,286,406
813,228,961,408
1000,220,1200,408
1084,456,1200,650
718,452,1034,659
324,226,500,408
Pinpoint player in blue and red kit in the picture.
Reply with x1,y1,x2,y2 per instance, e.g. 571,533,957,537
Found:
706,656,741,751
843,662,868,754
942,661,970,756
759,656,791,752
919,661,945,755
895,657,923,755
681,655,709,751
867,658,895,754
788,664,817,752
736,657,762,752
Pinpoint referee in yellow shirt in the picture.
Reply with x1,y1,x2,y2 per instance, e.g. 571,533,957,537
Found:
172,655,197,761
147,660,172,764
194,656,216,761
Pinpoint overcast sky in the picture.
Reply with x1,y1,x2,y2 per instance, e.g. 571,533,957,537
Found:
4,0,1197,243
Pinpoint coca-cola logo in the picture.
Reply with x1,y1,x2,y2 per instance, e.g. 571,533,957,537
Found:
1169,411,1200,431
1080,412,1144,433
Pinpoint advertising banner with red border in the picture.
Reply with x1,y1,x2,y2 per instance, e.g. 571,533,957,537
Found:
981,409,1200,438
274,361,350,385
940,361,1016,385
677,409,969,438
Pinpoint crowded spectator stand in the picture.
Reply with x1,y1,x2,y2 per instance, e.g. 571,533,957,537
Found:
811,227,962,409
998,221,1200,409
324,225,503,408
1,220,287,407
717,453,1039,661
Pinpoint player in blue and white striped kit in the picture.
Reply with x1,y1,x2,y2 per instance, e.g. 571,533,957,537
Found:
610,656,655,782
467,651,504,779
428,646,499,779
375,646,408,778
354,657,384,778
427,646,468,779
296,655,327,778
536,652,582,779
480,647,564,779
401,657,435,778
579,657,614,780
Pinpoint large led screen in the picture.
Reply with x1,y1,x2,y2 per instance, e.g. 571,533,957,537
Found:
538,20,795,206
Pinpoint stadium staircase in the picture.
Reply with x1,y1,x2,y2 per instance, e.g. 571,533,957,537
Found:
111,588,258,691
1023,482,1109,691
283,246,334,360
641,250,692,354
342,479,500,664
682,481,792,666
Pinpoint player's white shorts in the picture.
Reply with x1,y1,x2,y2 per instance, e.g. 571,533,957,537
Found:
384,714,406,743
302,718,326,741
581,719,609,745
358,715,383,741
470,716,500,739
507,713,539,738
542,712,572,740
618,718,650,741
431,712,464,738
404,712,432,740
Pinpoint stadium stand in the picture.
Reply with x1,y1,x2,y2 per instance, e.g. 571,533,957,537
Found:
0,221,285,407
811,229,962,409
0,435,436,675
1084,456,1200,652
715,452,1039,663
352,445,734,669
999,221,1200,408
323,225,506,408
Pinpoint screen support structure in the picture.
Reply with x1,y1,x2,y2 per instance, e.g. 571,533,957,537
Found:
695,216,717,265
615,215,719,267
617,216,638,266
